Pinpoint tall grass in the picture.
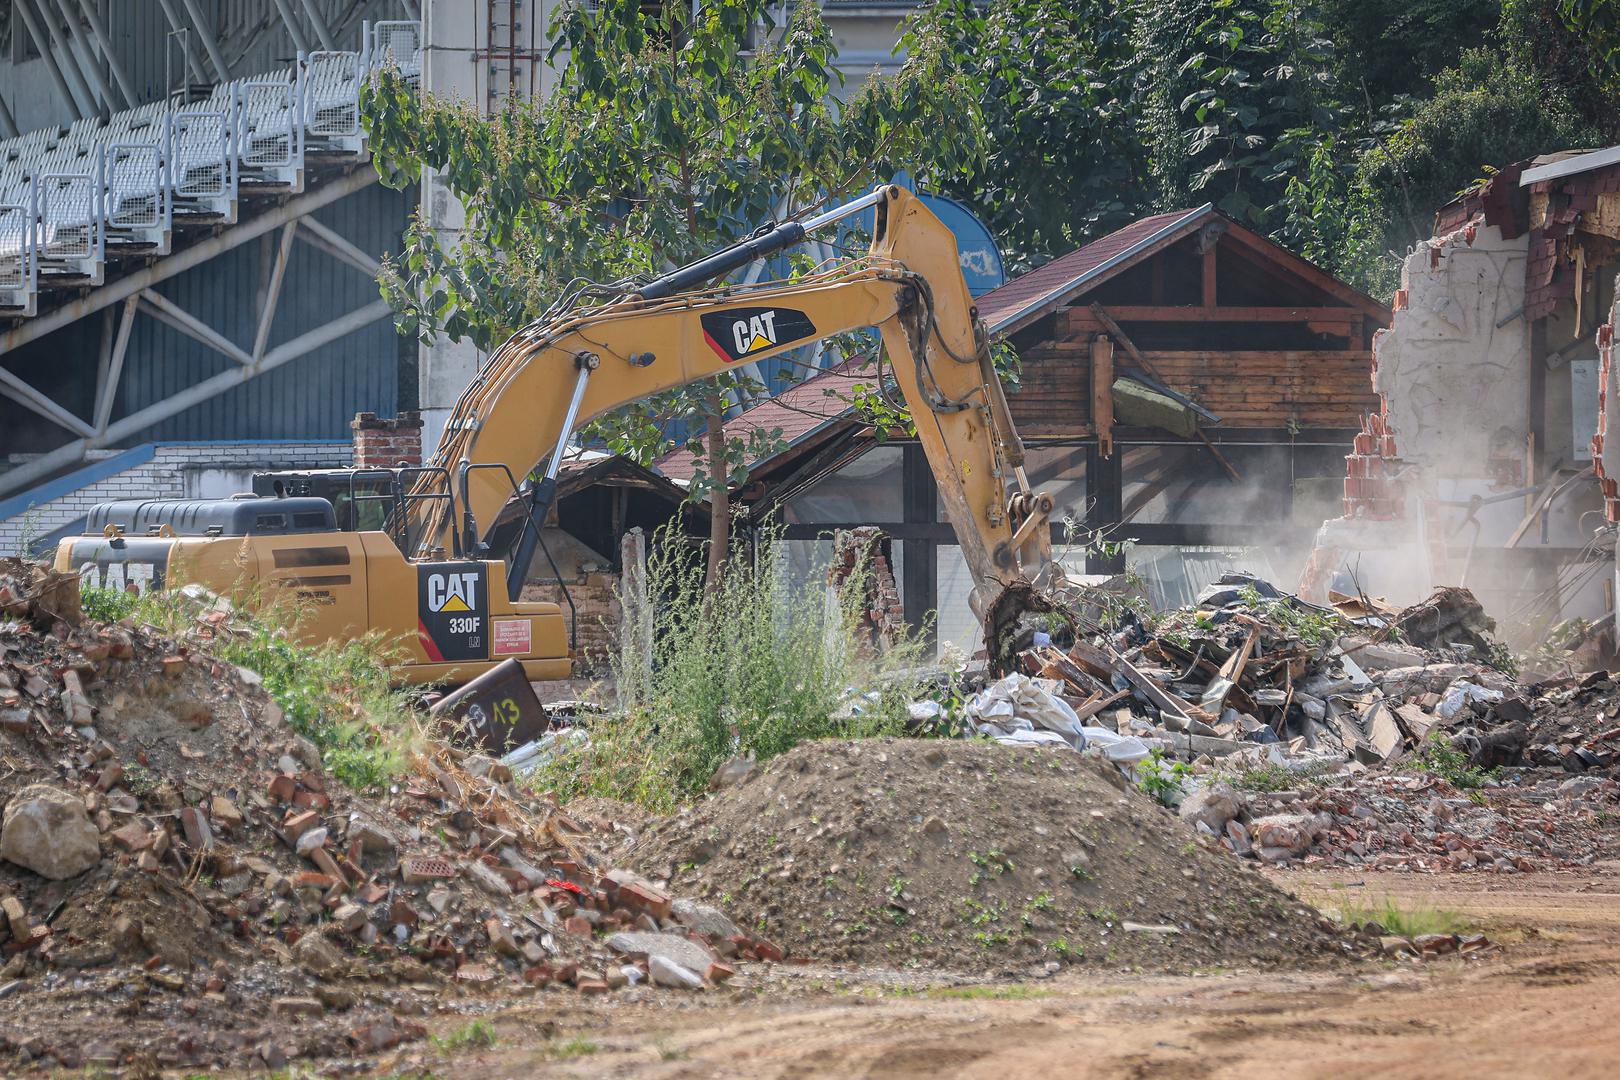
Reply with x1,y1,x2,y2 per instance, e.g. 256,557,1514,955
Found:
1327,892,1475,938
533,524,930,810
79,581,421,791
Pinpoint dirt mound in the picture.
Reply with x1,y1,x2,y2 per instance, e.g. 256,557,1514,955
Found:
0,596,758,1073
630,738,1349,975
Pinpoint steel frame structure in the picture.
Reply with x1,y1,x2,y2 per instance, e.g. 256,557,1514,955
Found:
0,166,391,497
0,12,421,499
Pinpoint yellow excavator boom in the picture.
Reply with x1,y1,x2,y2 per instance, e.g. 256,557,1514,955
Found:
55,186,1055,684
421,185,1055,625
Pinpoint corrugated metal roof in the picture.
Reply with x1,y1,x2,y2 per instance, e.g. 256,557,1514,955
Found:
976,207,1208,335
655,355,869,482
1519,145,1620,186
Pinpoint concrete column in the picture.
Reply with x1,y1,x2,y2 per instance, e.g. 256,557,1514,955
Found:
417,0,487,450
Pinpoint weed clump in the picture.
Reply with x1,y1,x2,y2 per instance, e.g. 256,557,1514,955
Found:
81,584,419,791
1410,734,1498,791
1325,892,1475,937
534,526,929,810
1222,760,1340,793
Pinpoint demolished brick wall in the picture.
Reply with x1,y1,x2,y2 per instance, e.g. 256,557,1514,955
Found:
351,411,424,468
1367,221,1532,484
1524,167,1620,322
521,574,620,671
827,527,905,650
1595,287,1620,524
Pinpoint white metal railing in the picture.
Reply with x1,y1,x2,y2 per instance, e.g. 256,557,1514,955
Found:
0,19,421,315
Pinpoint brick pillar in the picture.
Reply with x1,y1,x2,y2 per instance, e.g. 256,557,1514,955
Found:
351,411,424,468
828,526,905,651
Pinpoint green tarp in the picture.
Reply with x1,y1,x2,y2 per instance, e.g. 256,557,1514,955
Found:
1111,376,1199,438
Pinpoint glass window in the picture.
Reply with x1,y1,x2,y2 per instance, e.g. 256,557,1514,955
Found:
939,443,1087,523
935,547,981,659
782,445,905,524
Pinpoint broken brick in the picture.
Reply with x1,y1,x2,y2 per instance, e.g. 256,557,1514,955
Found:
0,895,27,937
604,869,672,919
209,795,244,832
110,822,153,852
282,810,319,841
266,774,297,804
332,903,368,934
93,760,123,793
401,856,456,885
180,807,213,851
348,1018,425,1053
309,847,348,888
484,917,520,956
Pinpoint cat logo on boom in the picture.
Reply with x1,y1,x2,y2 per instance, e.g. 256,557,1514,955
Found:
700,306,818,363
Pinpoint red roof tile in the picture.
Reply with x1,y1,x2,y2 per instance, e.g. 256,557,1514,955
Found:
976,208,1206,334
654,355,870,482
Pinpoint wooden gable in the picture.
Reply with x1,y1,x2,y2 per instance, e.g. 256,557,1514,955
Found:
992,213,1389,439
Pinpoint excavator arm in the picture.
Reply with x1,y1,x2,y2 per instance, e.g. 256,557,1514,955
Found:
418,185,1057,632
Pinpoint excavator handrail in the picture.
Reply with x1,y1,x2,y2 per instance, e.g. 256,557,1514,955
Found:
456,460,577,649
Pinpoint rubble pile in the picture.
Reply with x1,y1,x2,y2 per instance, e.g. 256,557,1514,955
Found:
1003,575,1620,771
628,738,1351,976
1235,771,1616,872
969,575,1620,873
1019,573,1414,761
0,580,758,1073
1153,765,1615,872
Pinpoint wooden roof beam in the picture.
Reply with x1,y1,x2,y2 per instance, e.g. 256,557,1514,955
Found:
1218,225,1390,321
1070,305,1363,323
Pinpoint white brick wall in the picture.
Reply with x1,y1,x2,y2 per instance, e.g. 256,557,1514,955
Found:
0,442,352,554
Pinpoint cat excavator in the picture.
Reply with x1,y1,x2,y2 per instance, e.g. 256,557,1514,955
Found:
56,185,1059,684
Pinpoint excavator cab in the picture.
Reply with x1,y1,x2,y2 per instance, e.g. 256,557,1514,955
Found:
252,467,461,558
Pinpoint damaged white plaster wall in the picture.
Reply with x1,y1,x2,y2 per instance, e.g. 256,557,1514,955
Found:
1374,224,1531,480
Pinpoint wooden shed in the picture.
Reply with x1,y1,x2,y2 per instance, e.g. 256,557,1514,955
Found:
655,206,1391,645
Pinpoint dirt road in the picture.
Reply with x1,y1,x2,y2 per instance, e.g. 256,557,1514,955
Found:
395,868,1620,1079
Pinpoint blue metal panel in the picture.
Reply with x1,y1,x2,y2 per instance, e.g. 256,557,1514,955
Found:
116,181,409,441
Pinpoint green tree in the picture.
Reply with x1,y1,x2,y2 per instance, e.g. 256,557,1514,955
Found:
1173,0,1351,230
361,0,973,580
1354,47,1599,255
892,0,1148,266
1512,0,1620,139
